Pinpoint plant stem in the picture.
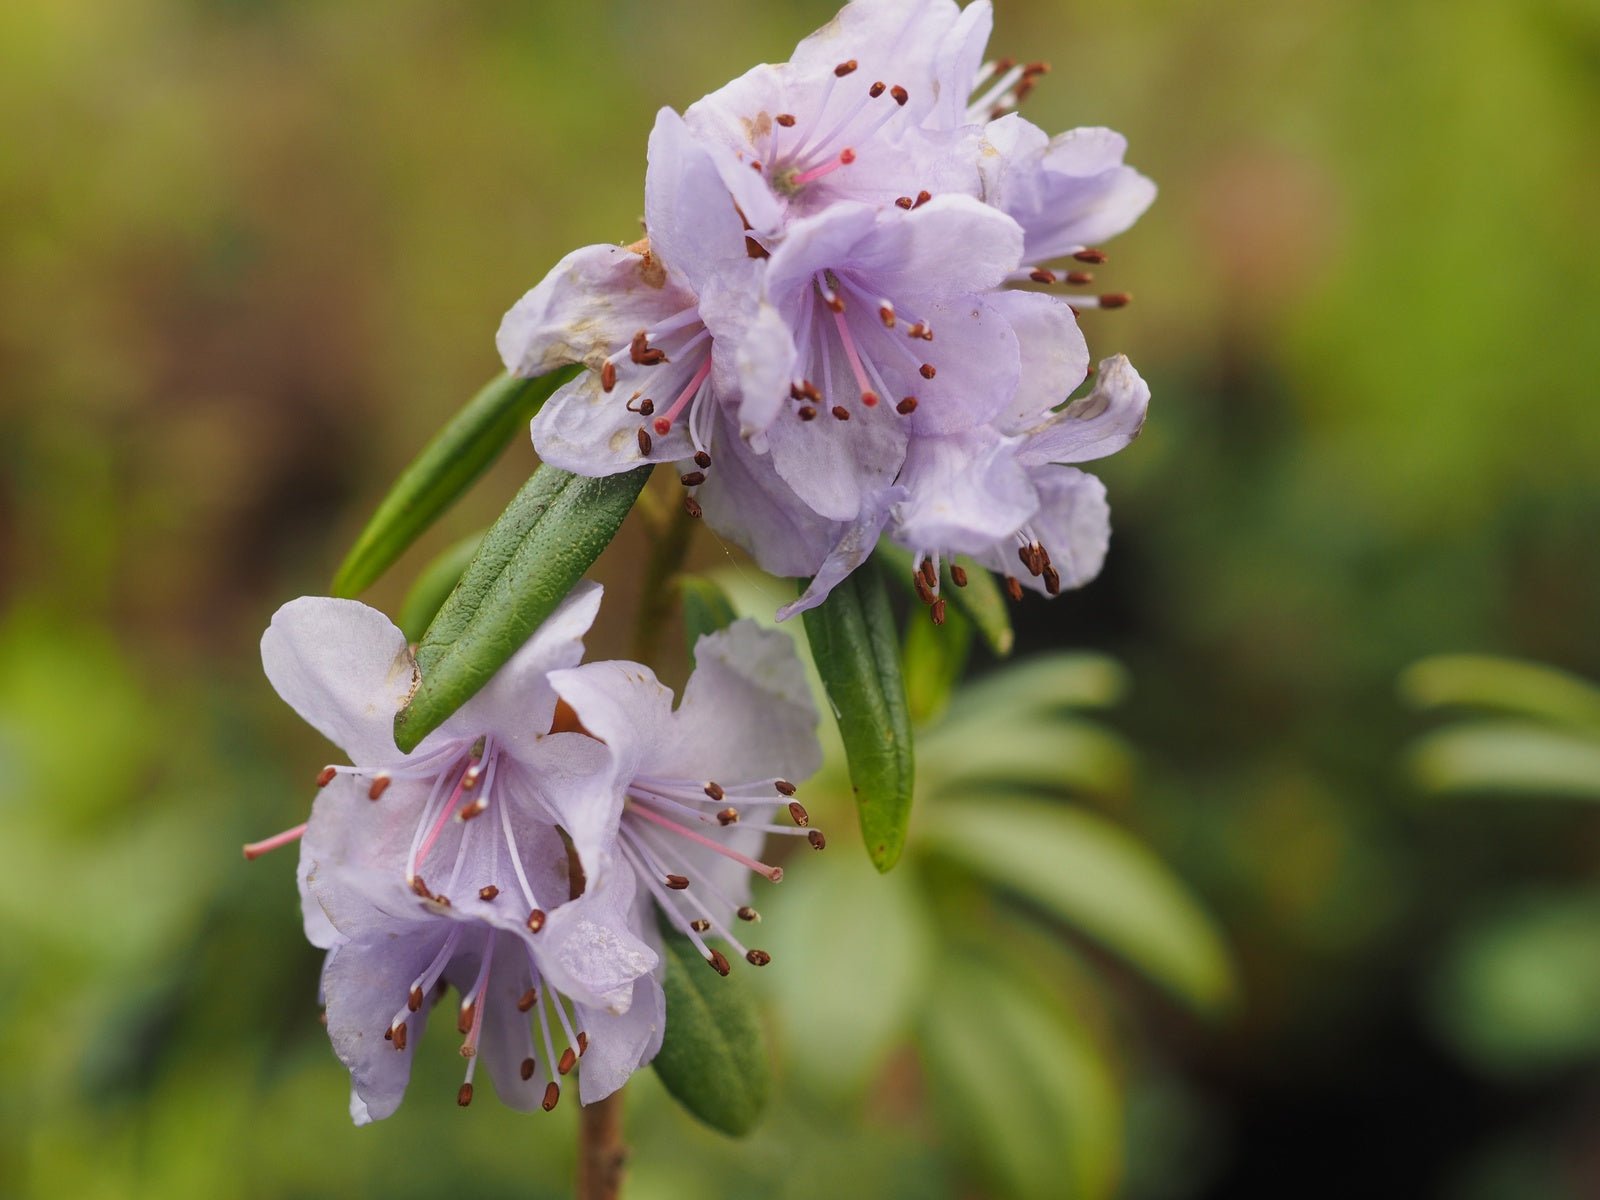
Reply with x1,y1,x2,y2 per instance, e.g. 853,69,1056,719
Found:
577,1088,628,1200
630,494,696,665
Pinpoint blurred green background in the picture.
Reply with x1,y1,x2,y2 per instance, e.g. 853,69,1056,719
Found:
3,0,1598,1196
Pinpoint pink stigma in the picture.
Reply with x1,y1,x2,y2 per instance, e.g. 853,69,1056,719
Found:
652,355,714,436
792,148,855,186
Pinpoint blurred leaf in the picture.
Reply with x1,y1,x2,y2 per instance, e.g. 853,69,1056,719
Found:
921,956,1122,1200
394,464,650,751
679,575,739,656
801,566,915,873
920,711,1135,802
331,368,578,597
878,542,1013,657
1401,655,1600,733
921,799,1234,1015
652,922,770,1137
942,652,1131,723
902,603,972,726
396,529,483,643
1427,890,1600,1076
1408,720,1600,800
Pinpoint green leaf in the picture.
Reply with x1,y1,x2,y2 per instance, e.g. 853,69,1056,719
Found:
801,566,915,873
394,463,650,751
876,541,1013,656
920,713,1135,802
1408,720,1600,800
943,652,1130,720
921,798,1234,1015
651,922,771,1136
679,575,739,657
331,367,579,597
901,602,972,726
396,530,483,643
1400,655,1600,733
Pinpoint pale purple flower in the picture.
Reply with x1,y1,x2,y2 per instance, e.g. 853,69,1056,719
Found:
259,585,662,1120
536,620,824,975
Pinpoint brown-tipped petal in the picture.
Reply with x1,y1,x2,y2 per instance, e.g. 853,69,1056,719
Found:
746,949,772,966
787,800,811,827
717,807,740,826
526,908,547,933
542,1082,561,1111
1074,248,1108,263
775,779,797,796
808,829,827,850
950,564,969,587
665,874,691,891
316,765,337,788
737,906,760,922
558,1047,577,1076
521,1057,536,1081
458,1082,474,1107
708,950,731,977
601,360,617,392
478,884,499,902
683,495,703,519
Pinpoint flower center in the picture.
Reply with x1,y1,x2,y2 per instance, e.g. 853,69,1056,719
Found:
765,62,910,199
787,269,939,424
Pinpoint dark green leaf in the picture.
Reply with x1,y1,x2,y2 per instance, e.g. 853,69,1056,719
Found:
331,367,579,597
396,530,484,643
876,541,1013,656
394,463,649,751
800,566,914,872
679,575,740,658
902,602,971,726
651,921,770,1136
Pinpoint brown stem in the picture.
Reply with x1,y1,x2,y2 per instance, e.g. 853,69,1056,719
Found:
629,492,697,665
577,1080,628,1199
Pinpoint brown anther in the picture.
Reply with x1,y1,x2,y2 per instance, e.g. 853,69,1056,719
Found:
831,405,851,421
578,1032,589,1056
745,235,770,259
775,779,797,795
411,876,433,899
1066,271,1094,285
919,558,938,589
920,363,937,379
392,1021,407,1051
951,564,969,588
1018,544,1037,573
478,884,499,902
834,59,858,76
1029,267,1058,284
638,398,654,415
459,797,487,821
913,190,932,208
993,57,1017,73
679,470,706,487
1098,292,1131,309
517,988,538,1012
458,1082,474,1107
896,396,918,415
384,1025,393,1041
808,829,827,850
776,113,796,127
890,84,909,105
895,196,914,209
665,874,691,891
526,908,547,933
434,894,452,908
409,985,424,1012
694,450,712,469
683,495,703,519
879,303,895,327
737,905,759,922
558,1047,577,1076
600,360,617,392
461,766,482,790
457,1003,475,1036
800,379,823,402
316,765,337,788
629,330,650,363
703,781,725,801
708,950,732,976
690,918,711,932
861,391,880,408
749,160,763,172
1074,248,1108,263
787,800,810,827
869,81,886,98
746,949,773,966
637,427,653,456
1024,60,1052,76
825,292,845,313
913,574,934,604
906,322,926,339
1043,565,1061,595
1005,575,1024,602
365,772,391,801
542,1082,560,1111
798,405,817,421
931,598,947,626
717,807,740,826
520,1057,536,1081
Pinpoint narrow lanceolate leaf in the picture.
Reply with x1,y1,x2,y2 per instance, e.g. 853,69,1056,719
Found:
1400,655,1600,734
921,798,1235,1015
332,367,579,597
393,463,650,751
1408,721,1600,801
801,566,914,872
876,541,1014,657
679,575,740,658
652,923,770,1136
396,529,484,643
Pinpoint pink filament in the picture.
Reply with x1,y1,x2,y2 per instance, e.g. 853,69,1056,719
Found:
243,823,307,860
629,803,784,881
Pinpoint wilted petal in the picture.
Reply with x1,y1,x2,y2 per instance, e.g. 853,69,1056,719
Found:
1017,354,1150,466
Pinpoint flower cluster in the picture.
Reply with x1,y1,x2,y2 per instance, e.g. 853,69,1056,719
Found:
498,0,1154,620
250,586,822,1121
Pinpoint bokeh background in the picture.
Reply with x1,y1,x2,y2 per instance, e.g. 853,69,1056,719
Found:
3,0,1598,1196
